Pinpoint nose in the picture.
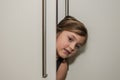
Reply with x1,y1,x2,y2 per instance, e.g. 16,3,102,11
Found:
69,43,76,51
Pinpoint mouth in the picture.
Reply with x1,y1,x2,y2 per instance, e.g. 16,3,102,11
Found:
63,48,71,55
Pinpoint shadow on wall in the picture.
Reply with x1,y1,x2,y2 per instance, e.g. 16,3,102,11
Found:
68,43,88,64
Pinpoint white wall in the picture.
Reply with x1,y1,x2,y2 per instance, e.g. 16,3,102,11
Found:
0,0,56,80
46,0,56,80
0,0,42,80
58,0,120,80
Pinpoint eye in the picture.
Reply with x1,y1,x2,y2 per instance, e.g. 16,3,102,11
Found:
68,36,73,42
75,44,81,49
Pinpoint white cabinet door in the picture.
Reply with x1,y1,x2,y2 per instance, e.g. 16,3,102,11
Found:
0,0,56,80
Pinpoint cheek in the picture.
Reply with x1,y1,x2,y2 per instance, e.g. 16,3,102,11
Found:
69,50,78,57
57,38,68,49
57,41,67,50
57,39,64,50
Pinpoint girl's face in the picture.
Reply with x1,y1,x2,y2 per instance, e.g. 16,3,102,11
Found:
57,31,86,59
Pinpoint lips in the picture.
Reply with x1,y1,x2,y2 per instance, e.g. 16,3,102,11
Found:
63,48,71,55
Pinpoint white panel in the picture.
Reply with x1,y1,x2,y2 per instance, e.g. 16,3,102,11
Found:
45,0,56,80
58,0,65,23
64,0,120,80
0,0,42,80
0,0,56,80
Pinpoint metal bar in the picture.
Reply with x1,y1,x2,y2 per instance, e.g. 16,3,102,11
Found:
65,0,69,16
42,0,47,78
56,0,58,24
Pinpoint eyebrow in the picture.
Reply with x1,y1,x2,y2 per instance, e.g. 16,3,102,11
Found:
71,35,82,46
71,35,76,40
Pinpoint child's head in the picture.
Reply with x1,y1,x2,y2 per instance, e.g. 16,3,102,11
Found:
57,16,88,59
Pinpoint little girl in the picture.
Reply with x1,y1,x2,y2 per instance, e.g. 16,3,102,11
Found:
56,16,88,80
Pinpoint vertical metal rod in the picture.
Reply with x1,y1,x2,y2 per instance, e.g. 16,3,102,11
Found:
65,0,69,16
56,0,58,24
42,0,47,78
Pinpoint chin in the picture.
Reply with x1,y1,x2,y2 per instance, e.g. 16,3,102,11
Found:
60,56,66,59
60,54,68,59
58,52,69,59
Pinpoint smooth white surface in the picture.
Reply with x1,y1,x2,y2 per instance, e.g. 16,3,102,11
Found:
58,0,120,80
46,0,56,80
0,0,56,80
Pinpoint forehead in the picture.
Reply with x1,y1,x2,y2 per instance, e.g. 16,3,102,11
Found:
61,31,86,45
